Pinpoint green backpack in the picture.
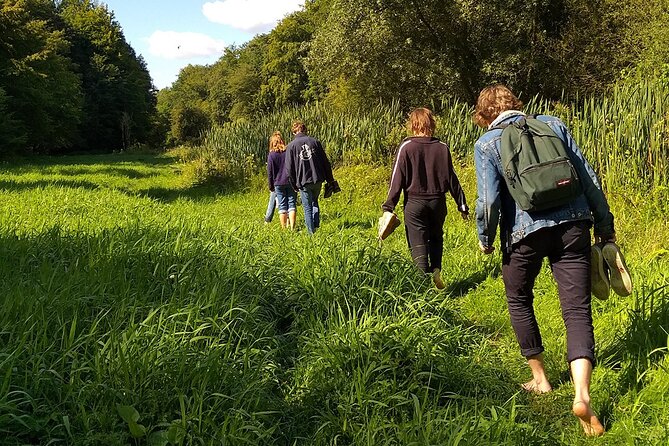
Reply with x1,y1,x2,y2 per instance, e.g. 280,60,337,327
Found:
491,115,582,212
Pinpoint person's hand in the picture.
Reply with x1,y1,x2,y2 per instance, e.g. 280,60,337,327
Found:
595,232,616,244
479,240,494,254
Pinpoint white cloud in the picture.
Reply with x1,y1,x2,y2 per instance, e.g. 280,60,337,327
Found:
202,0,303,33
148,31,227,60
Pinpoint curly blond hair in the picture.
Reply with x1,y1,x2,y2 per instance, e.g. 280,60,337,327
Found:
473,85,524,128
269,131,286,152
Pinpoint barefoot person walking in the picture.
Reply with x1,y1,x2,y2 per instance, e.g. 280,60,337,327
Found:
381,107,469,288
267,131,297,229
473,85,615,436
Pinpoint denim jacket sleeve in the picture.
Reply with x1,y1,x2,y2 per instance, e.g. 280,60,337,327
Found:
544,118,615,235
474,138,502,247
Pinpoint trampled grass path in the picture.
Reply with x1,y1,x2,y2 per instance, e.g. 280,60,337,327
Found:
0,154,667,445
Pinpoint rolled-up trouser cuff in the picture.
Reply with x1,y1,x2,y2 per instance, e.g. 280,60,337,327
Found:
567,353,596,368
521,346,545,359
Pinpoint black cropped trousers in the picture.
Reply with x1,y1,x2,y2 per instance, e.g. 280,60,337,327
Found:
403,196,447,274
502,220,595,365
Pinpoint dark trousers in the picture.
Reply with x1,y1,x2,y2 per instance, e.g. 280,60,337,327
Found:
502,221,595,365
404,197,446,273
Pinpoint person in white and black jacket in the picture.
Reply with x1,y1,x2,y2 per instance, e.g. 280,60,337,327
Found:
381,107,469,289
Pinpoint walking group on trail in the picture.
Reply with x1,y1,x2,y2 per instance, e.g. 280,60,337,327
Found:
265,84,632,437
265,120,339,234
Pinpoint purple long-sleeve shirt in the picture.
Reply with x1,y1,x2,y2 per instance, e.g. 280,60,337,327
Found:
267,150,291,191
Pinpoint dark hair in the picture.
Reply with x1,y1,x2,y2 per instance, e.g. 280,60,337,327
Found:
291,120,306,134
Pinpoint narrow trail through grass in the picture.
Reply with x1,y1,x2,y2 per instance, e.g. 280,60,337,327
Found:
0,154,667,445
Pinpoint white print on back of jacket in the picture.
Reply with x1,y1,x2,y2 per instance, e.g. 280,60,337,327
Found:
299,144,314,160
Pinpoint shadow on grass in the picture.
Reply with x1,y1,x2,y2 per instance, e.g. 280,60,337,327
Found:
0,178,101,191
446,260,501,297
0,227,295,444
7,153,178,168
45,166,160,179
599,284,669,392
138,184,224,203
0,176,229,203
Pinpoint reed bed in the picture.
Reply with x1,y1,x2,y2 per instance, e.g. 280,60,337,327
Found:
197,80,669,192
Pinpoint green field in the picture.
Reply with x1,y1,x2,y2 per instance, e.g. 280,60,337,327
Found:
0,154,667,445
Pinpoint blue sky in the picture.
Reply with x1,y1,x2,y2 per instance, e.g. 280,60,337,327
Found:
101,0,304,90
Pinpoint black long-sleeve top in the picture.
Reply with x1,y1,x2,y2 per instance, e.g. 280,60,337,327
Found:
382,136,468,213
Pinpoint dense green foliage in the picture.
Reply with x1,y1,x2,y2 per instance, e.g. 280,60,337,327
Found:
159,0,669,147
1,1,668,443
0,154,667,444
0,0,157,154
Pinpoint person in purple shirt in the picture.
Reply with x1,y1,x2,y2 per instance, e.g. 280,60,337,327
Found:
267,131,297,229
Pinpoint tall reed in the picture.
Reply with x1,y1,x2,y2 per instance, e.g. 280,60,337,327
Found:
197,80,669,191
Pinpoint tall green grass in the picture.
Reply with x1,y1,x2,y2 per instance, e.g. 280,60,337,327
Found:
195,80,669,192
0,154,667,444
199,101,405,168
529,81,669,191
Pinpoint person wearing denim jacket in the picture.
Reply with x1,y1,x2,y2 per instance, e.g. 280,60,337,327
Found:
473,85,615,437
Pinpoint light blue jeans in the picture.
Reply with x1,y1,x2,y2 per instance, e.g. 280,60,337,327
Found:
264,191,277,223
275,185,297,213
300,182,322,234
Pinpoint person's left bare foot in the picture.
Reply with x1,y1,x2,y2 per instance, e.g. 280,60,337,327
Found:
521,379,552,394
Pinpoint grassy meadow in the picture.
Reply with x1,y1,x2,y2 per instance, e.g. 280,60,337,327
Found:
0,153,667,445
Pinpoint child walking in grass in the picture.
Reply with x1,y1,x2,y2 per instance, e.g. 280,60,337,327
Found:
267,131,297,229
381,107,469,289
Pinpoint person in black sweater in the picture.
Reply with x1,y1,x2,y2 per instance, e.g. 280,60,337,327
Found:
382,107,469,288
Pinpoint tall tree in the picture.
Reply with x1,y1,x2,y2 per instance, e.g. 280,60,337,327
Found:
304,0,638,105
0,87,27,152
261,9,313,108
58,0,156,151
0,0,83,152
159,64,213,145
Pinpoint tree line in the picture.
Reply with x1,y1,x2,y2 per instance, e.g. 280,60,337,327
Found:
0,0,158,154
2,0,667,154
159,0,669,147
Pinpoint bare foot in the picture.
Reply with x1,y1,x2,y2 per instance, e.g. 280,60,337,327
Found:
573,400,605,436
521,379,552,394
